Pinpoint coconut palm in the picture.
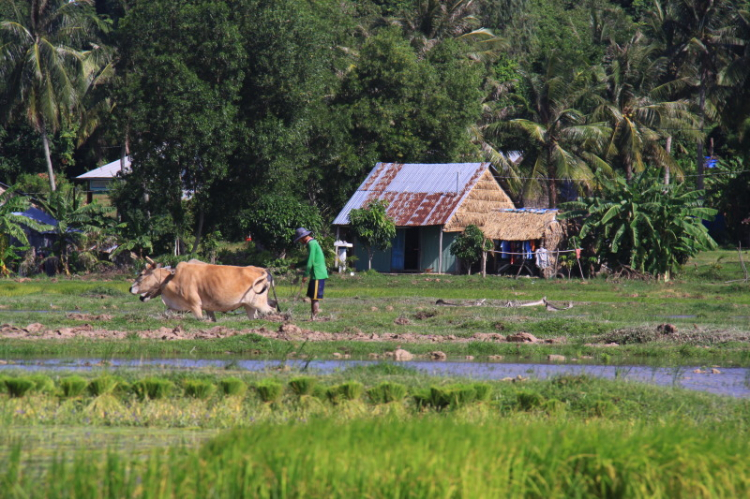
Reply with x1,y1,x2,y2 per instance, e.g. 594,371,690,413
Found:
488,55,612,208
650,0,739,190
593,33,701,183
0,0,107,192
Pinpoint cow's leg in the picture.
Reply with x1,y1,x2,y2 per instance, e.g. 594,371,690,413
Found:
190,305,204,320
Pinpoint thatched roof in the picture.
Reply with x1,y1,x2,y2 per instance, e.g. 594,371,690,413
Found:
443,170,514,231
482,209,560,241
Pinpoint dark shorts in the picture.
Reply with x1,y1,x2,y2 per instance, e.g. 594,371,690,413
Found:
307,279,325,300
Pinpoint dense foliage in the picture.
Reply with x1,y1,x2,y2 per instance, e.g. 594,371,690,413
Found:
1,0,749,273
450,224,492,274
562,172,718,279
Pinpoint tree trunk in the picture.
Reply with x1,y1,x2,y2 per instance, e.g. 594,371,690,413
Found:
41,127,57,192
696,82,706,191
624,155,633,183
547,146,557,208
664,136,672,185
193,209,204,256
368,249,373,270
481,250,487,277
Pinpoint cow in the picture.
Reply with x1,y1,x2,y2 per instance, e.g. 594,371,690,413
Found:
130,259,276,321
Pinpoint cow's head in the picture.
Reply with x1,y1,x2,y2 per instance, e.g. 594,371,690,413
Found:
130,259,172,302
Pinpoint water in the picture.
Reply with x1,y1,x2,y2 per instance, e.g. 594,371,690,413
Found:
1,358,748,398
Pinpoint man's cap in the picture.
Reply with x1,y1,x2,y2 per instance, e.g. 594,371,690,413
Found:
293,227,312,243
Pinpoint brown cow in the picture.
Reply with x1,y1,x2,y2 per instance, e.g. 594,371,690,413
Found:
130,260,276,321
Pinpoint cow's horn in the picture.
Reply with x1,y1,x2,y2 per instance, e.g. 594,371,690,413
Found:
145,256,155,265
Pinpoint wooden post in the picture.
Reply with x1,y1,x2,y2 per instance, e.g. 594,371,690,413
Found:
438,229,443,273
481,250,487,277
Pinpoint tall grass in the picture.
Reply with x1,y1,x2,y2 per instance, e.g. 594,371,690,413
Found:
4,418,750,498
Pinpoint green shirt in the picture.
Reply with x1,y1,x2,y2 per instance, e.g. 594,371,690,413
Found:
305,239,329,280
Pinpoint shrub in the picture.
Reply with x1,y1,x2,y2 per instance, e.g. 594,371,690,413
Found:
4,378,35,398
326,382,364,404
472,383,493,403
88,376,119,397
516,390,546,411
133,378,174,400
414,385,478,411
27,374,55,394
288,377,317,397
183,380,216,399
59,376,88,398
219,378,247,397
255,380,284,403
367,382,408,404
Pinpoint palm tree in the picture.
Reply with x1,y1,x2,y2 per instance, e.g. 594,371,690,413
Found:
593,33,701,183
0,0,106,192
488,55,611,207
650,0,739,190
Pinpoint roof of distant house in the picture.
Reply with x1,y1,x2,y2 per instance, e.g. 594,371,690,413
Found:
332,162,515,229
76,156,131,180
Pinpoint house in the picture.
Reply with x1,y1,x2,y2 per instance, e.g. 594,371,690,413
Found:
481,208,564,278
332,162,515,274
76,156,131,203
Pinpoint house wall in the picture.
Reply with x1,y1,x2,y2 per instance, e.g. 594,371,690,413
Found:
420,226,457,274
352,226,459,274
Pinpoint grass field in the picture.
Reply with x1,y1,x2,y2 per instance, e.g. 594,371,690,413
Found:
1,247,749,499
0,250,748,364
1,366,749,498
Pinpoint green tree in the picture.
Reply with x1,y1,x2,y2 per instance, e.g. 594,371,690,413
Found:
489,54,611,207
0,186,51,274
240,195,323,259
333,29,483,196
562,171,717,280
593,33,700,182
0,0,108,191
348,200,396,271
652,0,739,190
37,189,114,275
116,0,245,253
450,224,492,275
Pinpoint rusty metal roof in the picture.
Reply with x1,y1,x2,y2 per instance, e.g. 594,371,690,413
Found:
332,162,493,227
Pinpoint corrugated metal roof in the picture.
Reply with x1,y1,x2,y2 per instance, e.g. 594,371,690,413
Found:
76,156,131,180
333,162,491,226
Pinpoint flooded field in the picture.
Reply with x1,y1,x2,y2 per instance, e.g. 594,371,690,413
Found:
2,357,748,398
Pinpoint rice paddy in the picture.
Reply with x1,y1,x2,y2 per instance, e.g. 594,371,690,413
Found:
1,250,749,496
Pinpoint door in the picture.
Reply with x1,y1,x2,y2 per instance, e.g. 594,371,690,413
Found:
390,229,405,271
403,228,421,271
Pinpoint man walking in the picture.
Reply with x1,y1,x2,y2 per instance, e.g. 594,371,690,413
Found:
293,227,328,320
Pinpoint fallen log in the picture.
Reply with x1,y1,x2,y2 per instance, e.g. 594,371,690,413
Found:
436,297,572,311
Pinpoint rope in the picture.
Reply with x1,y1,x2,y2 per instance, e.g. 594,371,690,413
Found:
487,248,580,256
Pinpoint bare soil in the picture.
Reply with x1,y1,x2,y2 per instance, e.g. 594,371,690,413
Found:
1,317,745,347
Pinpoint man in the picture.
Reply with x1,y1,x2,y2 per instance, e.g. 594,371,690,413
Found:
293,227,328,320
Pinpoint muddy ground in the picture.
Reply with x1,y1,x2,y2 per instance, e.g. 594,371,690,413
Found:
1,314,746,347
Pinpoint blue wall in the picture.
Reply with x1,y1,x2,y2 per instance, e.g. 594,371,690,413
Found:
352,226,459,273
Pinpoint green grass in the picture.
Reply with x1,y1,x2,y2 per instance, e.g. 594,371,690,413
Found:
0,250,748,365
4,417,750,498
